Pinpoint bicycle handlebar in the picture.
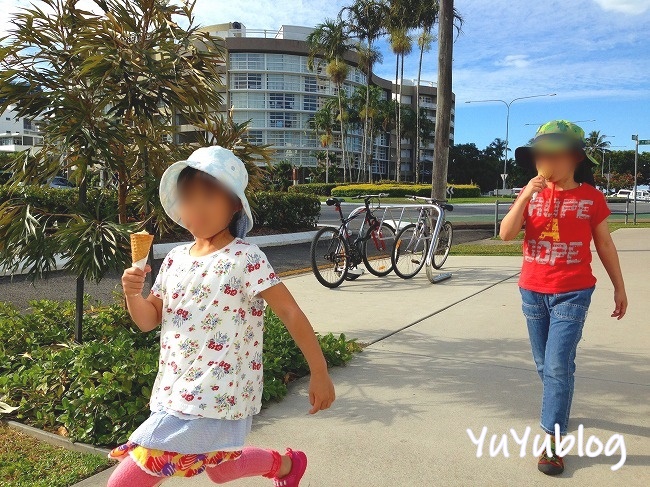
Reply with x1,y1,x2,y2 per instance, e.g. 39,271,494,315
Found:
404,194,448,204
351,193,389,200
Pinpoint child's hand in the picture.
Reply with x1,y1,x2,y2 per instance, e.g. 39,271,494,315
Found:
520,176,547,201
611,288,628,320
308,371,335,414
122,265,151,298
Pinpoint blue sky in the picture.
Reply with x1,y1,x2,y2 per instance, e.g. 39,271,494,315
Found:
2,0,649,152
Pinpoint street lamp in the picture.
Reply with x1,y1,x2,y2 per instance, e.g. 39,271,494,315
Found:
604,145,626,195
465,93,557,196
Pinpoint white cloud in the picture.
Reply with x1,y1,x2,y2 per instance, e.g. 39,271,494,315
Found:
593,0,650,14
496,54,531,69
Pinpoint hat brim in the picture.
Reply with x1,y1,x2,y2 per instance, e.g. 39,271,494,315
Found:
159,160,254,237
514,145,599,168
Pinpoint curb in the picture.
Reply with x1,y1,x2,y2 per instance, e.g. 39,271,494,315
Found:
1,231,319,276
3,420,110,457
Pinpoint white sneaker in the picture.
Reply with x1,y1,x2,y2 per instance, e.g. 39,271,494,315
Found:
348,268,364,276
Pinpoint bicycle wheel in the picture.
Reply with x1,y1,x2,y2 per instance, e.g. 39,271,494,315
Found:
362,224,396,277
310,227,349,288
391,224,428,279
431,221,453,269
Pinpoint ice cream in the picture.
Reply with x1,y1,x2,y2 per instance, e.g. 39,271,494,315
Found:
538,167,553,180
130,230,154,271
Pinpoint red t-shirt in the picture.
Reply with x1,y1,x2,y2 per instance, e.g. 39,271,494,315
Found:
518,183,611,293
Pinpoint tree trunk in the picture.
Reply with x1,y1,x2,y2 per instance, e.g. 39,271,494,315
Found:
432,0,454,200
394,54,399,181
337,89,347,182
325,147,329,183
415,36,425,184
74,164,88,343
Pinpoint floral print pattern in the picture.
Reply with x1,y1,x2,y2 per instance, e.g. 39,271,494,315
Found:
149,240,280,420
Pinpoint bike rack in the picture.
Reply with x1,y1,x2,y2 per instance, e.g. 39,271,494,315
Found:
346,202,452,282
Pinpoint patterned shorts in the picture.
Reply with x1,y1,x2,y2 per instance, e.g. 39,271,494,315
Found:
109,441,242,477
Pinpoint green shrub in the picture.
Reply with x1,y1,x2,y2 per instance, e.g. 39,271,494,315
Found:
330,183,481,198
0,299,359,446
287,183,339,196
252,192,321,231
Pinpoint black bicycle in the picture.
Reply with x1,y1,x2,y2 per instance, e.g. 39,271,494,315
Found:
310,194,396,288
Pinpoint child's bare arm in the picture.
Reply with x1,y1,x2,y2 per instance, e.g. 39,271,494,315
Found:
260,283,335,413
122,265,163,332
499,176,546,240
593,220,627,320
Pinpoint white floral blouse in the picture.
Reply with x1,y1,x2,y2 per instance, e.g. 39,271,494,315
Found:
149,239,280,420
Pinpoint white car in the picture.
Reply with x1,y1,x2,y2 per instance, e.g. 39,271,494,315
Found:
616,189,650,201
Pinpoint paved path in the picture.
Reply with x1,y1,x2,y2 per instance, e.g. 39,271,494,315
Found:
76,229,650,486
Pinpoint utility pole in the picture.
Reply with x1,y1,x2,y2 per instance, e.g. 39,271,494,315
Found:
432,0,453,200
633,134,639,224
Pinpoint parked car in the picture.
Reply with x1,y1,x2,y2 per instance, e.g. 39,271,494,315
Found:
615,189,650,201
48,176,75,189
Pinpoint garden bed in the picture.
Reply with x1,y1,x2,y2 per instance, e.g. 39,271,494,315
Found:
0,299,360,447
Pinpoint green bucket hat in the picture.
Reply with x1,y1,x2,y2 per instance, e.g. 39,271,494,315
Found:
515,120,600,167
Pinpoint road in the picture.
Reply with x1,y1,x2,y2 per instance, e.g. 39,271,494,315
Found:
318,201,650,227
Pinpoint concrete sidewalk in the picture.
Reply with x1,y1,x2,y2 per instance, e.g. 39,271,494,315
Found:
81,229,650,486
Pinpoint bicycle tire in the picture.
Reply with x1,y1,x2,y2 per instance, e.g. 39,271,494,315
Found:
310,227,349,288
391,224,428,279
432,221,453,269
362,224,396,277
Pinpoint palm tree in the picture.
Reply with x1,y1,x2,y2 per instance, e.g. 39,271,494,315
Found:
387,1,414,181
311,104,337,183
351,84,383,181
339,0,388,177
376,98,397,179
307,19,353,182
585,130,611,165
413,2,439,183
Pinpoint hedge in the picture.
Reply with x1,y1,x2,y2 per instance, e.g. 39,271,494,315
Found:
252,191,321,231
0,185,320,233
0,299,359,446
287,183,339,196
330,183,481,198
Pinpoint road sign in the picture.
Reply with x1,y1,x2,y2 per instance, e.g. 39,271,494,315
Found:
638,139,650,145
446,186,455,196
500,173,508,182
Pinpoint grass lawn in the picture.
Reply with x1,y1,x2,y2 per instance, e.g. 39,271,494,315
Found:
319,196,513,204
0,424,114,487
451,221,650,256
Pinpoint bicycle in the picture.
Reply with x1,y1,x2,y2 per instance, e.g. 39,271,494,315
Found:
310,193,396,288
391,195,454,283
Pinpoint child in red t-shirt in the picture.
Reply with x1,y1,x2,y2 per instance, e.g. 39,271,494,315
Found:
501,121,627,476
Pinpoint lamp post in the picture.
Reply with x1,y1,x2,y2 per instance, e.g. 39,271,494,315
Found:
465,93,556,196
604,145,626,195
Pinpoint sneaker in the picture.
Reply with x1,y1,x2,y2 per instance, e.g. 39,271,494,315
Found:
273,449,307,487
538,444,564,475
347,268,364,276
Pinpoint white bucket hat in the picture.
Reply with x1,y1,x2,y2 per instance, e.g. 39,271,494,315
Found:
159,146,253,238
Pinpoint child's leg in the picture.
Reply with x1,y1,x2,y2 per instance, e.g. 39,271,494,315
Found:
520,288,551,381
107,457,165,487
205,447,282,484
540,287,594,435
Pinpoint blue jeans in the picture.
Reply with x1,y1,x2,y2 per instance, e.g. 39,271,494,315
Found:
520,287,594,435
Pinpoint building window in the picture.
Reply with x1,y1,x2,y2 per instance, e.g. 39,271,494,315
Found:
232,73,262,89
304,76,317,93
244,130,263,145
231,92,265,109
266,131,285,146
420,95,434,104
303,95,317,111
269,112,297,128
229,53,263,70
269,93,295,110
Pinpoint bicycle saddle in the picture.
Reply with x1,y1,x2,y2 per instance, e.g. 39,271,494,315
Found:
442,203,453,211
325,197,345,206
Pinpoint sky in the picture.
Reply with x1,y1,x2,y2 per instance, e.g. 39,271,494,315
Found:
1,0,649,153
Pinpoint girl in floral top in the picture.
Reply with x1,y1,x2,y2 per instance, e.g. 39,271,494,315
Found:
109,146,335,487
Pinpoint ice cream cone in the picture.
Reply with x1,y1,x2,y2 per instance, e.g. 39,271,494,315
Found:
538,167,553,180
131,231,154,270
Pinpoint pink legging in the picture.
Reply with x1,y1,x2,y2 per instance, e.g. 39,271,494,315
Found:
107,447,281,487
